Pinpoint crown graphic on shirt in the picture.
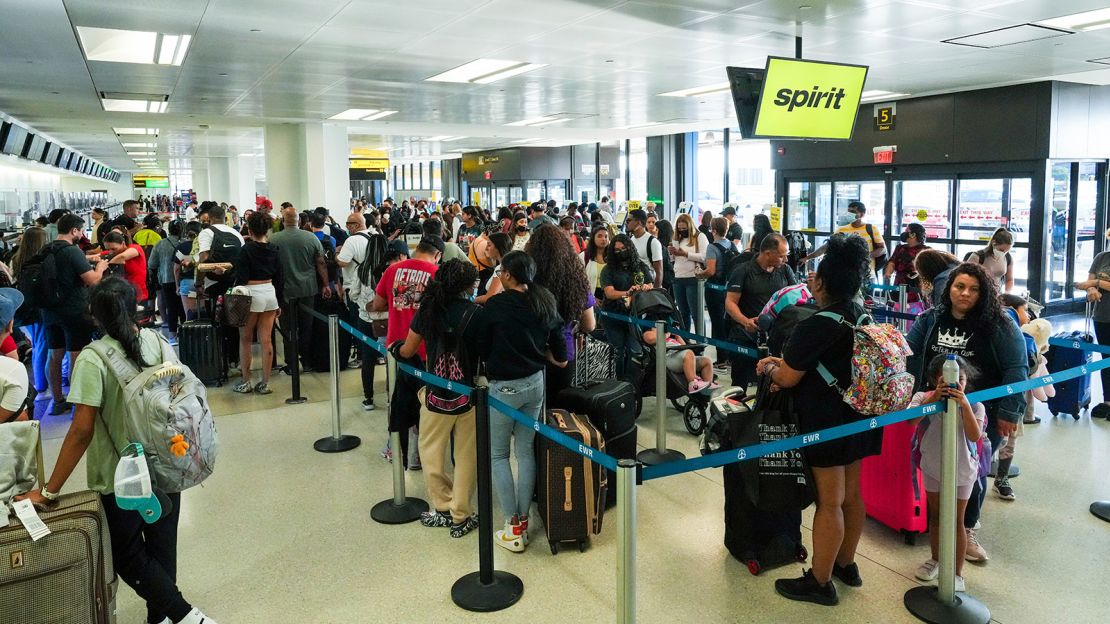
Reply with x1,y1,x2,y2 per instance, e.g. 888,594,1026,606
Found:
937,327,970,349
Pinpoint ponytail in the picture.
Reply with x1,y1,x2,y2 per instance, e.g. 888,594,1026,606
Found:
89,277,150,367
501,250,560,327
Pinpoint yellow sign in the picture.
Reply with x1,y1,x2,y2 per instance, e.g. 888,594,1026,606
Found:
349,158,389,171
769,205,782,231
754,57,869,140
350,148,388,159
471,190,481,207
916,209,929,222
627,200,641,212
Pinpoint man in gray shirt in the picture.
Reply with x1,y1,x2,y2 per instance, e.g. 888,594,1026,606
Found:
271,203,332,374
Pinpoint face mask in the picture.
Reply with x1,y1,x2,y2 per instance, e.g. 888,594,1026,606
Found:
618,249,634,262
993,249,1006,260
677,229,689,237
899,232,910,243
837,213,856,226
516,226,528,234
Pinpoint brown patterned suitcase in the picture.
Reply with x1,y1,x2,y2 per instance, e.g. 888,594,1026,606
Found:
536,409,607,554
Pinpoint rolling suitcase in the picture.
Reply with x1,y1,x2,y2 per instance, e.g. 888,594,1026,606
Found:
536,409,606,554
178,319,226,386
571,331,615,387
1046,329,1093,419
307,296,351,373
556,380,637,509
860,420,928,544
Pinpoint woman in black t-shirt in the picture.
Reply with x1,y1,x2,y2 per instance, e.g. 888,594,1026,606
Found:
231,212,284,395
755,233,876,606
598,234,653,380
399,259,482,538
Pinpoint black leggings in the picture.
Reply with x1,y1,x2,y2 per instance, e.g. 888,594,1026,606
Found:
1094,321,1110,402
160,283,186,334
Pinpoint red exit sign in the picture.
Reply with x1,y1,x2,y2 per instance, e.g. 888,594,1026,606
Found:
484,170,492,180
872,145,896,164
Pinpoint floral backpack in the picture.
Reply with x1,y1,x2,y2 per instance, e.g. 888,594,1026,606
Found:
815,312,915,416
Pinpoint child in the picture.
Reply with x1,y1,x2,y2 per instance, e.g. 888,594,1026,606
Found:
910,354,985,592
642,326,719,393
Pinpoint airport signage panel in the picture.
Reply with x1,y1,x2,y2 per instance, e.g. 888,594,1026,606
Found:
753,57,869,140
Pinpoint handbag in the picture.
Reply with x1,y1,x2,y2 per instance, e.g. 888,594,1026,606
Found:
0,420,44,504
221,286,252,327
734,376,815,512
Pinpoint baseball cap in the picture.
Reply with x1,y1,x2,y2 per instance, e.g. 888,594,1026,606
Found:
422,236,446,254
721,204,737,216
388,239,410,258
0,288,24,327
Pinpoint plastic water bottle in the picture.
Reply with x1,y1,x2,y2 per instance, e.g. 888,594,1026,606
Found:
943,354,959,388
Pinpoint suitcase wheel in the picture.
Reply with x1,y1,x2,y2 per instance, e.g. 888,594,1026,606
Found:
550,541,559,555
901,530,917,546
797,544,809,562
579,539,588,553
1050,409,1058,417
670,396,688,412
683,400,707,436
746,560,762,576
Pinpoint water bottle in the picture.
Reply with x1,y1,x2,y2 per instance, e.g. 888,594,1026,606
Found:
114,443,163,523
943,354,960,388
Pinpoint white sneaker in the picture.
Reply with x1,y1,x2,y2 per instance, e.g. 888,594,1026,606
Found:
176,608,218,624
954,575,966,592
495,519,526,553
157,619,171,624
915,559,939,582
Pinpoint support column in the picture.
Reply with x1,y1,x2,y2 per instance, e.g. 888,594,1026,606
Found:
264,123,349,214
264,124,308,210
208,157,232,204
192,159,211,203
228,154,256,213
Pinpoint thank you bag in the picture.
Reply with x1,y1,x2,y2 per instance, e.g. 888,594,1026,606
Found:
816,312,914,416
88,330,218,493
736,378,815,512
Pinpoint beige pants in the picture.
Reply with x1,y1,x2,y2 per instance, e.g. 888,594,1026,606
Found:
418,396,477,524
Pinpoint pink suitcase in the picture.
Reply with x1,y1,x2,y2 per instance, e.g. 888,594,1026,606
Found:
860,420,928,544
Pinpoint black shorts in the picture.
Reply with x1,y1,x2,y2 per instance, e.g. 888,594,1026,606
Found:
44,314,96,352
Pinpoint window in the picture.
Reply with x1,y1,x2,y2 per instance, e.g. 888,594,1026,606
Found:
628,137,647,201
432,161,441,191
727,134,775,229
696,130,724,216
895,179,953,242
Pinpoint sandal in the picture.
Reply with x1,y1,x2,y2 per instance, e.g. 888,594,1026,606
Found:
233,381,253,394
254,382,272,395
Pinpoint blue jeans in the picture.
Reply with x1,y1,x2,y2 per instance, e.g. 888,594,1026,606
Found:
673,277,699,332
489,370,545,521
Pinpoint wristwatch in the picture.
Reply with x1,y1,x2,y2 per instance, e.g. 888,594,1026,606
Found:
40,486,59,502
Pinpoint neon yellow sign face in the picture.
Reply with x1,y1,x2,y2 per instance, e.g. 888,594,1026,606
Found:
754,57,869,140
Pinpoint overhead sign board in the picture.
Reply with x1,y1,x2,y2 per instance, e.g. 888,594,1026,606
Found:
133,175,169,189
349,158,388,171
752,56,869,140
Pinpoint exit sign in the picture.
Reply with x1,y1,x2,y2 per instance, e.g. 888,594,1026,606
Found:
484,170,492,180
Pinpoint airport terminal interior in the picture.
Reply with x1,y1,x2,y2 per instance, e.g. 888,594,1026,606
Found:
4,1,1110,623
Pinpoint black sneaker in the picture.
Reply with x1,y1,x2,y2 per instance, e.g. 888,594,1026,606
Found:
832,562,863,587
994,479,1016,501
450,515,479,538
775,569,839,606
419,510,452,528
48,400,73,416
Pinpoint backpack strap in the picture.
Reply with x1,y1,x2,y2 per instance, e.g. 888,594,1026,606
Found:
647,235,657,263
813,311,854,389
86,338,144,390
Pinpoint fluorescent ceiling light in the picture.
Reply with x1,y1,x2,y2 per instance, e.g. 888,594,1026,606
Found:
530,118,572,127
329,109,398,121
122,142,157,148
114,128,159,135
1036,8,1110,32
511,138,541,143
505,115,561,127
102,98,167,113
860,90,909,102
422,135,466,142
427,59,547,84
76,27,191,65
620,121,663,130
658,82,731,97
128,151,155,156
943,24,1070,48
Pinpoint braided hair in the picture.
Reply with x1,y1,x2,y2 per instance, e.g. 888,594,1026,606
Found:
416,259,478,348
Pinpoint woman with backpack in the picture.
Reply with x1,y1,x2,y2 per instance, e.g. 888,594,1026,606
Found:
17,277,218,624
964,227,1014,293
10,226,49,395
696,217,736,368
102,231,149,305
398,259,482,538
754,234,880,606
470,251,567,552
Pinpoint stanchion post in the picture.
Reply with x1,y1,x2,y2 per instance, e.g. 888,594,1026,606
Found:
897,284,909,333
285,305,306,404
695,278,706,340
904,355,990,623
452,385,523,612
616,459,638,624
636,320,685,465
371,351,427,523
313,314,361,453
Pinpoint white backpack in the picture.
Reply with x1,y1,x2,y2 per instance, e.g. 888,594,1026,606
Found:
89,330,218,493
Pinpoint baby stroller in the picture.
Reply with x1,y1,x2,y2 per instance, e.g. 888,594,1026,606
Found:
628,289,715,435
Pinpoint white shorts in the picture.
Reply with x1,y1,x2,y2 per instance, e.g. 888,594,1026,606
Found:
245,282,279,313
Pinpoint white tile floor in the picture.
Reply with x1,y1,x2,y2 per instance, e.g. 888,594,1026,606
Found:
36,327,1110,624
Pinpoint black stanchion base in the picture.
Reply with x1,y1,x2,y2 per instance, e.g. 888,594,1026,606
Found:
637,448,686,465
451,570,524,612
904,586,991,624
285,396,308,405
1091,501,1110,523
371,497,428,524
313,435,361,453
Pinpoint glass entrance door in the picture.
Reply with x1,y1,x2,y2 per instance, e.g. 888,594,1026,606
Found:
1047,162,1107,301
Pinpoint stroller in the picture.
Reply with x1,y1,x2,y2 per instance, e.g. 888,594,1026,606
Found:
627,289,716,435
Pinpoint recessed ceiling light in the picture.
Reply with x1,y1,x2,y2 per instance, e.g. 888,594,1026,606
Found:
860,90,910,102
359,110,397,121
76,27,191,65
328,109,397,121
619,121,664,130
943,24,1070,48
427,58,547,84
102,97,168,113
658,82,732,97
422,135,467,142
114,128,159,135
128,151,155,155
505,115,561,127
122,142,157,148
1036,8,1110,32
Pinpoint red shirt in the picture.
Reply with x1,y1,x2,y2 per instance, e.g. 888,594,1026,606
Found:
375,258,438,358
121,244,148,301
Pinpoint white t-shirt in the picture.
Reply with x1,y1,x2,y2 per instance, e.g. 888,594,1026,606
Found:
0,354,29,414
630,230,662,267
674,232,710,279
336,232,370,296
184,206,197,222
196,223,244,255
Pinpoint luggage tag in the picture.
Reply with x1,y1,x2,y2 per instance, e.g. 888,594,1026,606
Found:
12,499,51,541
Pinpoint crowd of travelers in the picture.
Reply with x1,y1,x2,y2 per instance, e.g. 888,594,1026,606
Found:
5,190,1098,618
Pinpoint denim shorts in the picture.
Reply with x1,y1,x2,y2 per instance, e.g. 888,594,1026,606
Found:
178,278,195,297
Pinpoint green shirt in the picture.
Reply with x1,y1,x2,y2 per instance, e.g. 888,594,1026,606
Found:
68,330,167,495
271,227,324,300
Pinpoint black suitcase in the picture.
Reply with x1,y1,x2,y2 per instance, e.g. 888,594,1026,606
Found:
536,409,607,554
179,319,226,386
556,380,637,509
308,296,352,372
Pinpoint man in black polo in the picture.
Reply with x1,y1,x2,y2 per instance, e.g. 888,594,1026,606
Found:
724,233,796,389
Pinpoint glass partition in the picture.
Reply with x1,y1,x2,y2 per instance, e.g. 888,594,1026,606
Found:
696,131,724,216
895,179,953,243
628,138,647,201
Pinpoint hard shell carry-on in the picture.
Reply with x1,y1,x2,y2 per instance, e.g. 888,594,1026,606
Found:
536,409,607,554
556,379,637,509
178,319,226,387
860,419,928,544
571,330,615,388
307,295,352,373
702,387,808,575
1046,310,1093,419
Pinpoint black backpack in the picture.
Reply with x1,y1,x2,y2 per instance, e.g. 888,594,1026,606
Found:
319,236,339,284
710,241,742,285
785,231,810,272
355,232,390,289
207,227,242,266
17,241,70,319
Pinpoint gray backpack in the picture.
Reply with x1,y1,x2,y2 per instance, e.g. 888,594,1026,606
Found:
88,330,218,493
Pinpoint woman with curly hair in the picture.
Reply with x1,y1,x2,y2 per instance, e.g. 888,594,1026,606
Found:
599,233,654,379
525,223,596,397
399,259,483,538
906,261,1028,564
755,233,880,605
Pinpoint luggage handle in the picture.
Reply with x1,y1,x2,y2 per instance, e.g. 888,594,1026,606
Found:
1086,299,1096,337
563,467,573,512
